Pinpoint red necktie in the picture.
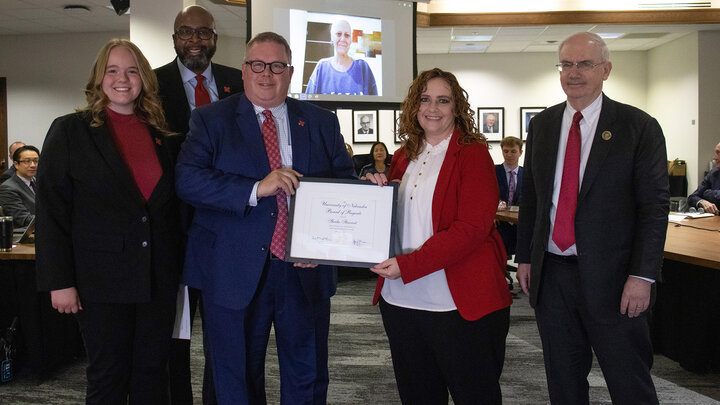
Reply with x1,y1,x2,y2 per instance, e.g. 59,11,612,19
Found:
552,111,583,252
261,110,288,259
195,75,211,107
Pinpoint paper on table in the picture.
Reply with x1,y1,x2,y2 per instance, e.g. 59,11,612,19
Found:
668,212,714,222
172,284,191,340
668,214,687,223
685,212,714,219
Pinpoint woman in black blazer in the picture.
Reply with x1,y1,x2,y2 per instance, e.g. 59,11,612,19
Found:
36,39,183,405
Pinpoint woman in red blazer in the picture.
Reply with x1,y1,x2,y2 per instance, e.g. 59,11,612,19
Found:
370,68,512,404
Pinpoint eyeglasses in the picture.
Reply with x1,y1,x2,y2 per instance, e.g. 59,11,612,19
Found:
245,60,290,75
174,27,216,40
17,158,39,165
555,61,605,72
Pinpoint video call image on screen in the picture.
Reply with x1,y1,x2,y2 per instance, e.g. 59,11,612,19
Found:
289,11,382,97
251,0,415,103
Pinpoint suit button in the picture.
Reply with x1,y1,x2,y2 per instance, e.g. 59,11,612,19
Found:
141,216,148,223
261,246,266,251
141,241,148,248
270,212,275,217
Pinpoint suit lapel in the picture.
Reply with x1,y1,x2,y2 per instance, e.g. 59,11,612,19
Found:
287,99,310,175
212,64,240,100
579,94,617,202
431,128,461,231
235,96,273,175
10,175,35,210
88,123,144,203
146,128,173,213
168,59,192,130
537,105,564,206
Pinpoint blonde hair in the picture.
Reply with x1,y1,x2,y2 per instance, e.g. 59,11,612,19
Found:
397,68,485,161
80,39,169,134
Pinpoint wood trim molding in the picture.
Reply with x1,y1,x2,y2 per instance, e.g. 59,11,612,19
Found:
417,9,720,27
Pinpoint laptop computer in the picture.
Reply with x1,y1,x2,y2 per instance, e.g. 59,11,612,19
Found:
12,218,35,244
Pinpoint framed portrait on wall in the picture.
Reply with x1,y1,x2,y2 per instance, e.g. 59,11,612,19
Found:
520,107,545,140
394,110,403,144
478,107,504,142
353,110,378,143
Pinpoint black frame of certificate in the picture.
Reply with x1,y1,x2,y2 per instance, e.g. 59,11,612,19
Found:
285,177,398,268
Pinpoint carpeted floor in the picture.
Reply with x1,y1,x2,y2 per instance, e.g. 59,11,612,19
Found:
1,270,718,404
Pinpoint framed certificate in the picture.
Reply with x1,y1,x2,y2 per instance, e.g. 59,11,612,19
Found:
286,177,398,268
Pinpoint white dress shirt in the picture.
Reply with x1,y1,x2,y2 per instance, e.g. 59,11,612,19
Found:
248,103,293,207
547,95,602,256
381,135,457,312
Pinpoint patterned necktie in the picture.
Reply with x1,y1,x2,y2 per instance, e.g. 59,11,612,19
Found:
552,111,583,252
195,75,211,108
261,110,288,259
29,179,37,194
507,170,515,205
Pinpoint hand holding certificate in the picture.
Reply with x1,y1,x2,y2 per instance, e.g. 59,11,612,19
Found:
286,178,398,267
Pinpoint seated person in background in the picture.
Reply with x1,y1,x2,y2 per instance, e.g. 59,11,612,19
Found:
0,145,38,229
1,141,25,183
305,20,378,95
359,141,389,178
687,141,720,215
495,136,523,289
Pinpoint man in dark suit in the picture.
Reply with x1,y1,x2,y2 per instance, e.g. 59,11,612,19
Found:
155,5,243,138
1,141,25,183
483,113,499,133
0,145,38,229
517,32,668,404
495,136,523,253
357,115,374,134
687,141,720,215
154,5,243,404
176,32,354,404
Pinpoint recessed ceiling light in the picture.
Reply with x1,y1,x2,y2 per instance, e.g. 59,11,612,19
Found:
597,33,624,39
64,5,90,14
452,35,493,42
450,43,487,52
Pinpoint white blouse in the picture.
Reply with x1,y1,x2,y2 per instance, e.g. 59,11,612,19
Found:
381,135,457,312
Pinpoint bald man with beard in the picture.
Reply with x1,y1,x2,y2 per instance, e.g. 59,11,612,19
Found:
154,5,243,405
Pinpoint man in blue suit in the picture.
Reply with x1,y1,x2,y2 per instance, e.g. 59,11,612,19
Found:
176,32,355,404
495,136,523,255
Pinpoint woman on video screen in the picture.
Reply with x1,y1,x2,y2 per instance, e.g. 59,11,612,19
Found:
305,20,378,96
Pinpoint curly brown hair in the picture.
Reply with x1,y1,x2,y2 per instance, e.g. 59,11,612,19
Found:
397,68,485,161
79,39,170,134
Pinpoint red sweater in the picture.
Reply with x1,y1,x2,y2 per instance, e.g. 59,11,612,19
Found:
106,109,162,201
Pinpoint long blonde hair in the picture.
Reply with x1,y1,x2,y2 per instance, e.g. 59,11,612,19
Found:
80,39,169,134
397,68,485,161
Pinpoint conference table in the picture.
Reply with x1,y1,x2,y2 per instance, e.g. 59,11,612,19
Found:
0,243,83,380
495,209,720,373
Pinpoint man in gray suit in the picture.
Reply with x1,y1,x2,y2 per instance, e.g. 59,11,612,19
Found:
0,145,38,229
517,32,668,404
1,141,25,183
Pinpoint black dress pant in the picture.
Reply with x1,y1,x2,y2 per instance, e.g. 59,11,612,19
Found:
380,298,510,405
75,291,176,405
168,286,216,405
535,253,658,405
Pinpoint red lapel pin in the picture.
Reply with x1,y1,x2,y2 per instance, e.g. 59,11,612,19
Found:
155,137,162,146
298,120,305,126
224,86,230,93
